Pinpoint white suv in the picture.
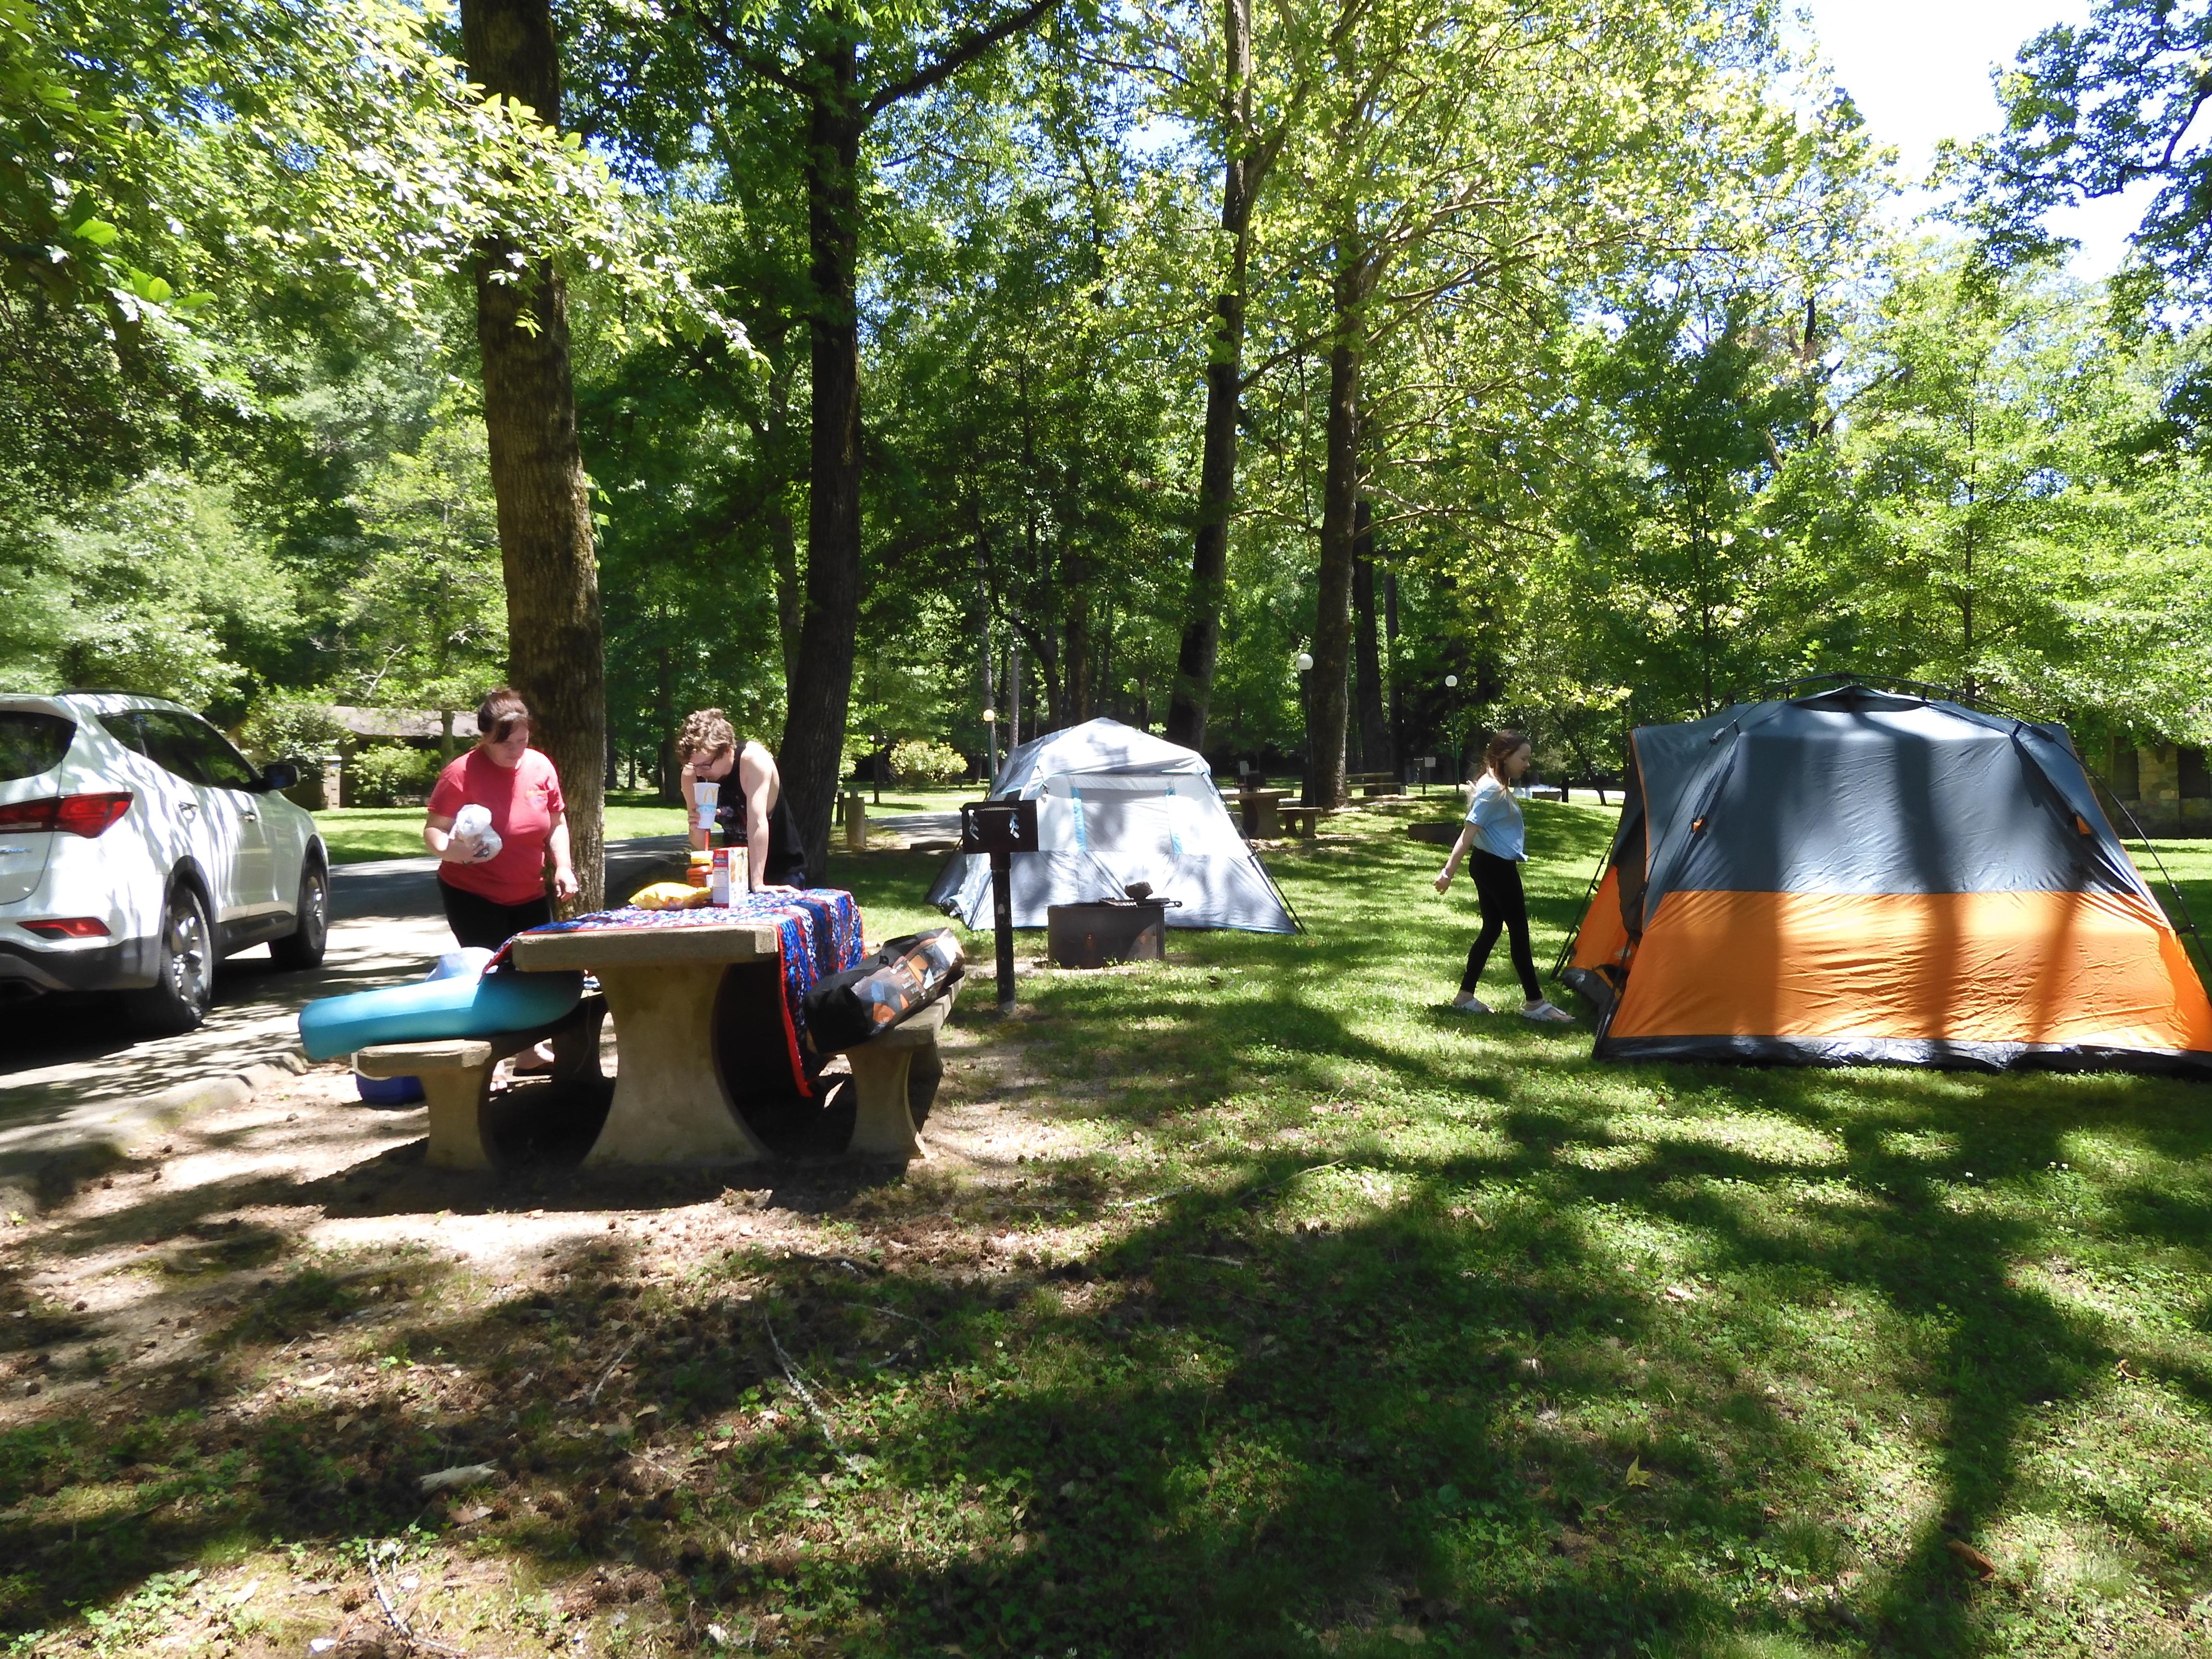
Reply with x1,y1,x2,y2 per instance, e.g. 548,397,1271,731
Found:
0,692,329,1032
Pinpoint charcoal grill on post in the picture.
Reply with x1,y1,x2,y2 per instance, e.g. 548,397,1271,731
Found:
959,799,1040,1013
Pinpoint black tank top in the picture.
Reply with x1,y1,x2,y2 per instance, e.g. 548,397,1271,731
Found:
712,761,808,887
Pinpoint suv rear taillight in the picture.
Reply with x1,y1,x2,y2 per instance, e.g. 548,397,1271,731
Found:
57,793,133,837
0,793,133,837
22,918,111,938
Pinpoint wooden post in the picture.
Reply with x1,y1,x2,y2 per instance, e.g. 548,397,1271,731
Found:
991,847,1015,1014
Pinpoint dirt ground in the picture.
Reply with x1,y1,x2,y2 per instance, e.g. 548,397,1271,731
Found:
0,1009,1095,1657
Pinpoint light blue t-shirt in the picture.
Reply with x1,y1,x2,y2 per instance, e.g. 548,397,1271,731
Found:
1465,773,1526,862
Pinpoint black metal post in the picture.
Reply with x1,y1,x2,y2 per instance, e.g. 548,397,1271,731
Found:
991,847,1015,1014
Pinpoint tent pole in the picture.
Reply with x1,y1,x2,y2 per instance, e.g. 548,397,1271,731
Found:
1550,844,1612,984
2092,776,2212,985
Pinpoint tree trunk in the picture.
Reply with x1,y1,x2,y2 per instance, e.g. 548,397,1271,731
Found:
762,347,804,692
1309,262,1364,811
458,0,605,910
1352,500,1390,779
1166,0,1260,753
780,52,865,880
1383,564,1404,780
1060,542,1091,727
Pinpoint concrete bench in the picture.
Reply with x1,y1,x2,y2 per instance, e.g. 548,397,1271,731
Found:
832,990,956,1161
1279,804,1321,836
354,996,608,1170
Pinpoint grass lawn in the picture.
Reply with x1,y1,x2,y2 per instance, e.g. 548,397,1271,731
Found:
313,801,691,864
4,802,2210,1656
312,790,984,865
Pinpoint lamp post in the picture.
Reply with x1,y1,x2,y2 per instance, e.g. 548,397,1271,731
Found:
1443,674,1461,783
982,707,998,786
1295,651,1314,805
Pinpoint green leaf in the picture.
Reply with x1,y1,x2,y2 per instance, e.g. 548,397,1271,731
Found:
71,216,120,246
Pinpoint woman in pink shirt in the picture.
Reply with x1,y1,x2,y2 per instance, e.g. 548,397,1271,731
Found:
421,686,579,950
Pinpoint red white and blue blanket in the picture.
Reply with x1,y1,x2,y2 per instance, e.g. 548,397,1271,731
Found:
487,890,866,1095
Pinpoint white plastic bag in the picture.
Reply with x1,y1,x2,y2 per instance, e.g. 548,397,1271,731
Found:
452,803,502,862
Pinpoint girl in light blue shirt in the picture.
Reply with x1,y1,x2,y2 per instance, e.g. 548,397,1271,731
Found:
1433,732,1573,1022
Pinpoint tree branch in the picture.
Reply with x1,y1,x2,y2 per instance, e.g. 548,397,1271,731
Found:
2107,82,2212,192
683,0,808,96
864,0,1059,118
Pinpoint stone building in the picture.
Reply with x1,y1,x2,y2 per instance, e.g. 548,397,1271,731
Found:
2106,739,2212,836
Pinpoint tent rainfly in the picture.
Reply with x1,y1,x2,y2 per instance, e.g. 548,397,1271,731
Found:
926,718,1297,933
1561,685,2212,1074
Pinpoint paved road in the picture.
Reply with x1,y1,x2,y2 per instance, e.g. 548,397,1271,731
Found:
0,837,690,1169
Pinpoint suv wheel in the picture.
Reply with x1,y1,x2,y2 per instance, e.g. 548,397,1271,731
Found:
270,860,329,970
132,883,215,1034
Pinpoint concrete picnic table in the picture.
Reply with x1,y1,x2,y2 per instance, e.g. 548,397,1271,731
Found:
353,893,955,1171
1236,787,1292,838
506,918,783,1165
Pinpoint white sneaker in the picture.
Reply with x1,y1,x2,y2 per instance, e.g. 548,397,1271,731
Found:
1450,995,1491,1015
1522,999,1574,1024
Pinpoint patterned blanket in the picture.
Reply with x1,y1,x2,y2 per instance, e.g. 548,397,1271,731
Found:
487,890,867,1093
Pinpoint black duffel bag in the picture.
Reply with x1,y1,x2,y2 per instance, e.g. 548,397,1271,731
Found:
800,928,965,1056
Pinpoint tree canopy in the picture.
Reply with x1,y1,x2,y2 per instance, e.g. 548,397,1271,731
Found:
1,0,2205,814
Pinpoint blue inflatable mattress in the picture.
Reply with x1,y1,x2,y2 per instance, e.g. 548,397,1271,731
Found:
299,969,585,1062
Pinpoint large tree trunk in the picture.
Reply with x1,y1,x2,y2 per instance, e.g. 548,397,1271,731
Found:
1166,0,1260,753
781,51,865,880
1060,537,1092,728
458,0,605,910
760,345,804,691
1309,263,1363,811
1353,500,1391,779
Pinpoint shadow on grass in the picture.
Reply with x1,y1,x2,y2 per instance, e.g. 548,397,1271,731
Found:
2,805,2208,1656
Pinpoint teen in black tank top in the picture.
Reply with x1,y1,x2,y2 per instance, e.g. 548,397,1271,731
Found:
713,776,808,888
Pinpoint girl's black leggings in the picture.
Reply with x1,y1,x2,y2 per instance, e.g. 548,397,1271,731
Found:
1461,849,1540,1001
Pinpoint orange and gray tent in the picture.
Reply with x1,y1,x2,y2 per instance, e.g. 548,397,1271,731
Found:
1560,685,2212,1074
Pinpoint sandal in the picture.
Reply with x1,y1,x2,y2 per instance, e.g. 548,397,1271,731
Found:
1521,999,1575,1024
508,1040,559,1076
1449,995,1491,1015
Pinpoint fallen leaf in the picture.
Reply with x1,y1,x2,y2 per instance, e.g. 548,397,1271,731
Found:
1946,1538,1998,1580
1623,1456,1653,1489
228,1579,261,1606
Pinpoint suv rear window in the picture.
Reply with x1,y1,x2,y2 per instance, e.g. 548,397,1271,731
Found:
0,713,73,781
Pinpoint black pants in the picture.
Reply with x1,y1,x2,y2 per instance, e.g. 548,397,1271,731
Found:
1461,850,1540,1001
438,879,552,952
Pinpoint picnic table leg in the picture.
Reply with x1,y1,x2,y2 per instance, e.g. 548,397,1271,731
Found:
845,1042,929,1160
421,1067,498,1170
583,963,771,1165
356,1041,497,1171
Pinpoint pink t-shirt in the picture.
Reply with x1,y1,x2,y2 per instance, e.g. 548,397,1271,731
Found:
428,747,565,906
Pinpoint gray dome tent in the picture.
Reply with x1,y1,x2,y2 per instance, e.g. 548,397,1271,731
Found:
925,718,1298,933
